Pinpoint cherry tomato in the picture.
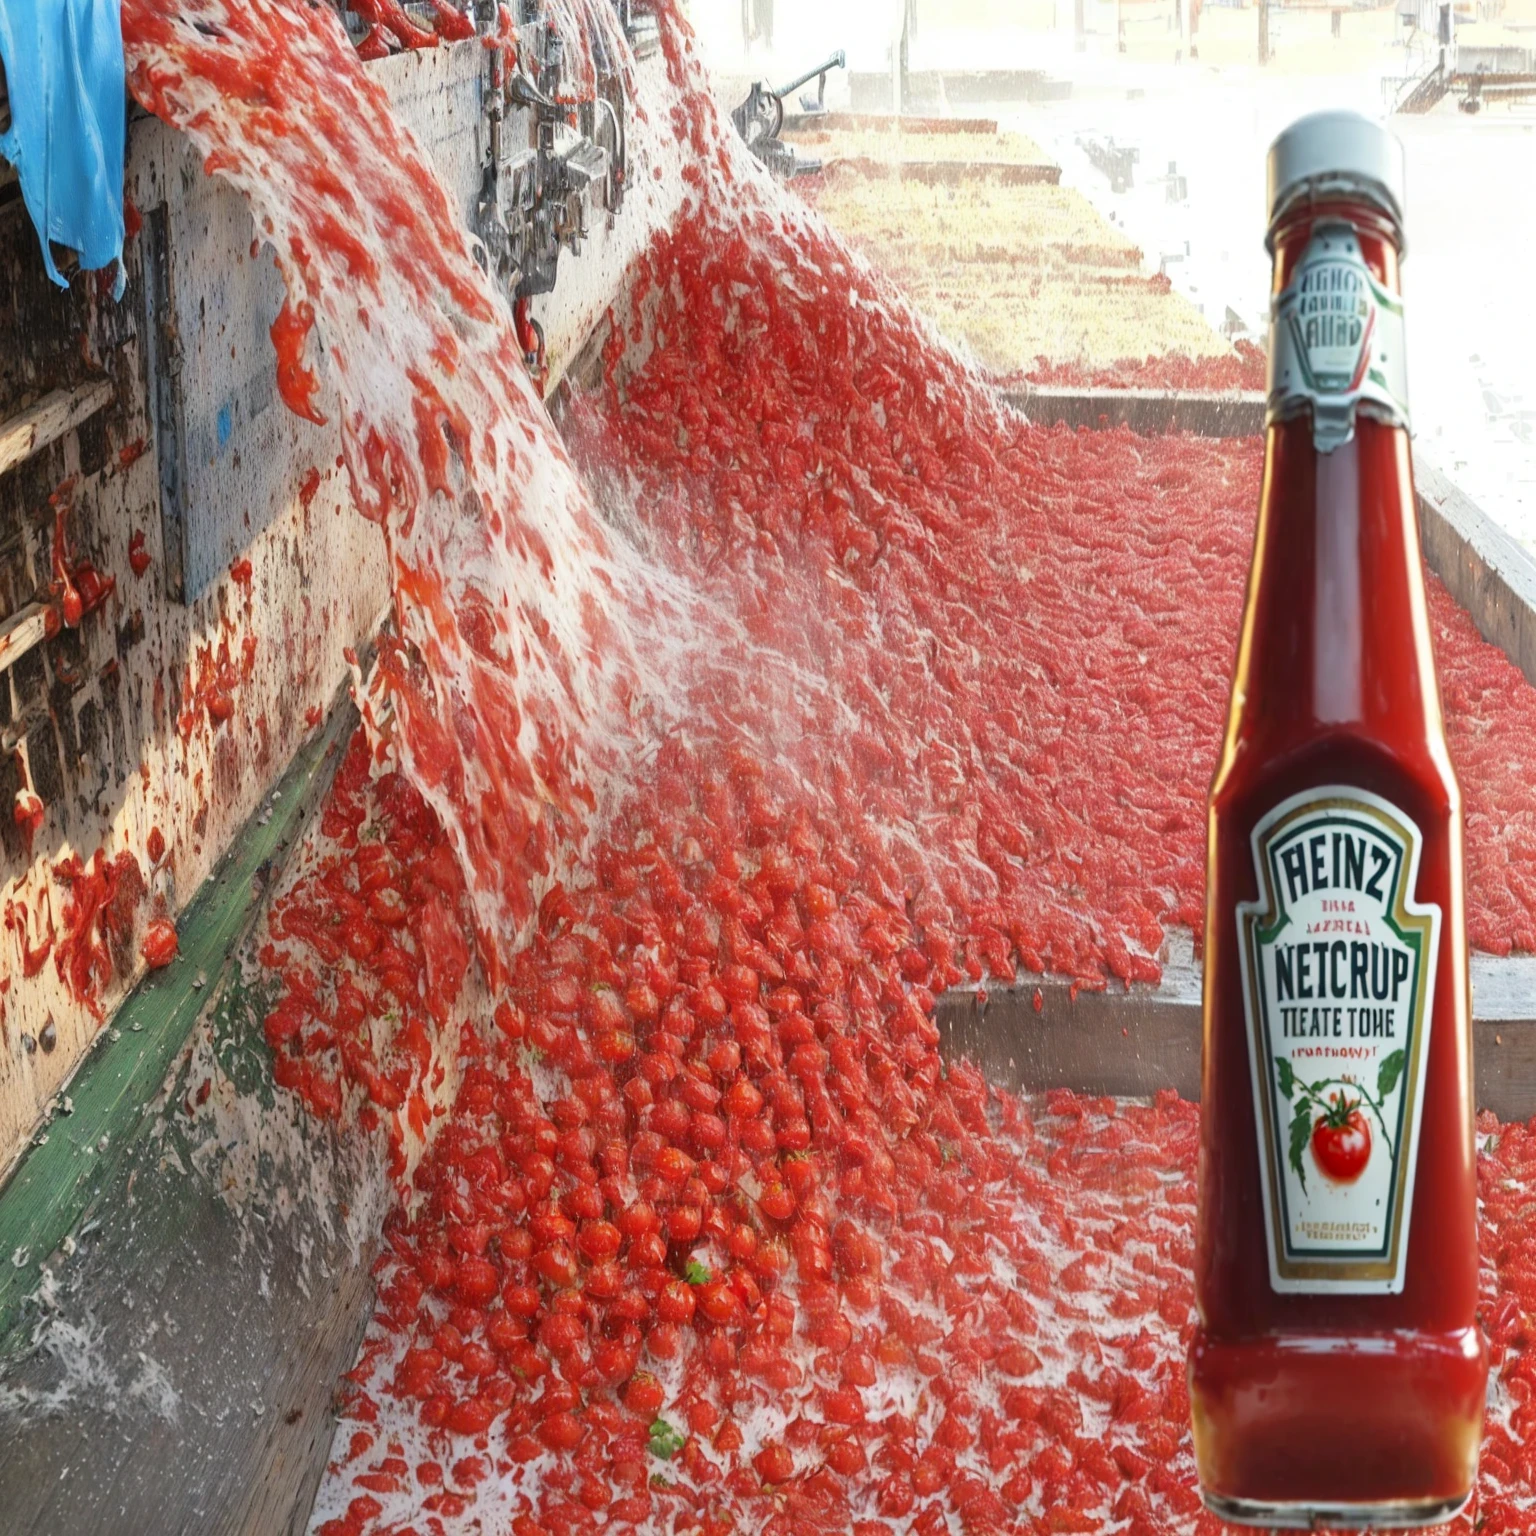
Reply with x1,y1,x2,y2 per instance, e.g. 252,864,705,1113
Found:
141,918,179,970
753,1442,795,1484
623,1371,664,1418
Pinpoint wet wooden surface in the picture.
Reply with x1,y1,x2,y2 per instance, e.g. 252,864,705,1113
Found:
0,696,378,1536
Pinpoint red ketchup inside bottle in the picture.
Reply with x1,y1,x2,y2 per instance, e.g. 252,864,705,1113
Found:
1189,111,1486,1526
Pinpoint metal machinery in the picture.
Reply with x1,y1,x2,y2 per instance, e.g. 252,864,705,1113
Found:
731,50,846,179
474,0,659,376
475,1,653,373
1079,133,1139,194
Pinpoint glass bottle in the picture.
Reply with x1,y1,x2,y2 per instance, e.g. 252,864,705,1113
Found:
1188,110,1486,1528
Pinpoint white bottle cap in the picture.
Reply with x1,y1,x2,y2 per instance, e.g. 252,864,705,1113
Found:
1267,110,1406,235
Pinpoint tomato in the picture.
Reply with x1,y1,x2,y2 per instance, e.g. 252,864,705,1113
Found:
538,1314,585,1358
628,1231,668,1268
876,1474,915,1518
445,1395,496,1436
656,1147,695,1185
753,1442,795,1484
647,1322,682,1359
576,1221,622,1264
757,1182,795,1222
532,1242,578,1287
140,918,179,970
623,1371,664,1418
617,1201,661,1238
454,1257,499,1307
996,1343,1043,1379
722,1079,763,1118
697,1280,745,1327
504,1284,542,1317
538,1411,585,1451
822,1431,866,1476
656,1280,696,1325
1311,1096,1372,1184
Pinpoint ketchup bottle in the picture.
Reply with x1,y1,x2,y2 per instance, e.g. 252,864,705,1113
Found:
1188,112,1486,1526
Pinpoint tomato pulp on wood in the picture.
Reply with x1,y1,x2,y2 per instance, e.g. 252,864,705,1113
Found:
1190,197,1487,1515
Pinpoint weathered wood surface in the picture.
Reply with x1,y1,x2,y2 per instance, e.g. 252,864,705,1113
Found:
0,693,357,1338
0,104,393,1175
1005,384,1266,437
0,600,51,674
0,379,115,477
938,935,1536,1120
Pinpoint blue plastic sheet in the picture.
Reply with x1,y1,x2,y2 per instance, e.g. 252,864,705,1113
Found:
0,0,126,293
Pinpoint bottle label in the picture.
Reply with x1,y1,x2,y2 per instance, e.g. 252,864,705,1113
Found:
1237,786,1440,1294
1268,221,1410,453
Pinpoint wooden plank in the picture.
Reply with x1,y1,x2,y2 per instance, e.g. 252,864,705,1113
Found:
1003,384,1266,437
0,601,52,675
1415,452,1536,692
0,692,358,1336
0,380,115,478
937,942,1536,1121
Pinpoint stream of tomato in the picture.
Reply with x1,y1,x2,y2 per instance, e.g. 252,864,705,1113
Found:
104,2,1536,1533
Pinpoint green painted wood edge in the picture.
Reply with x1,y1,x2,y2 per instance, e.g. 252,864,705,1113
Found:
0,695,358,1347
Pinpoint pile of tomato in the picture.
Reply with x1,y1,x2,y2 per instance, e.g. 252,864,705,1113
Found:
1020,343,1267,393
567,185,1536,966
277,737,1227,1536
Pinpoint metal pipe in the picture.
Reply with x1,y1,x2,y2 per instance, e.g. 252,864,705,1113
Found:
773,50,846,102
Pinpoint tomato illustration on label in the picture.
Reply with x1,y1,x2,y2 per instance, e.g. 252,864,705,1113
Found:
1310,1095,1372,1184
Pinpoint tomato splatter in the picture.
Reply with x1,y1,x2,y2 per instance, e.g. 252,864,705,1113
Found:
51,501,84,628
270,297,328,426
13,789,45,848
128,528,152,575
53,850,145,1018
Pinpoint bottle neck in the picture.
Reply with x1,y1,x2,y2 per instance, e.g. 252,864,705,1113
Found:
1218,198,1447,786
1267,197,1408,455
